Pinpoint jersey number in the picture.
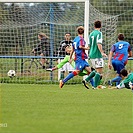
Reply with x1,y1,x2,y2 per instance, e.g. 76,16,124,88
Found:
119,44,124,49
73,42,77,49
91,36,94,46
95,59,102,67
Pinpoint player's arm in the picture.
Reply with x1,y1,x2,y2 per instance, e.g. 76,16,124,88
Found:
97,43,103,53
79,38,89,50
79,46,89,50
108,45,115,69
128,46,132,57
79,45,90,50
31,43,40,54
69,46,74,63
97,44,107,57
128,51,132,57
96,32,107,57
108,50,113,69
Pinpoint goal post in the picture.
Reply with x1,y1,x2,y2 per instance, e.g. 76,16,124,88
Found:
84,0,89,46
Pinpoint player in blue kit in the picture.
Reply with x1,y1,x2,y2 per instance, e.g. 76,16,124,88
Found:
59,26,92,88
108,33,132,86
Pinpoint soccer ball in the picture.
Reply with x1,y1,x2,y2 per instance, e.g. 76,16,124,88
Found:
7,70,16,78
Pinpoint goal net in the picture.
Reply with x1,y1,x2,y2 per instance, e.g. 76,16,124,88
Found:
0,1,128,84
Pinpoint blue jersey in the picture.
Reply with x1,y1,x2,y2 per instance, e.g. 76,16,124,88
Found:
72,36,88,61
111,41,131,64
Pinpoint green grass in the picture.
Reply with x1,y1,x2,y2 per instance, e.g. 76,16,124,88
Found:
0,83,132,133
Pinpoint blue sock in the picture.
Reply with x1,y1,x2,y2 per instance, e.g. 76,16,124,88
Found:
111,76,122,86
89,78,94,87
62,72,77,83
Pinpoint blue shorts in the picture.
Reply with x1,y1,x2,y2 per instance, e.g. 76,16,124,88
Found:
75,59,89,71
112,60,125,74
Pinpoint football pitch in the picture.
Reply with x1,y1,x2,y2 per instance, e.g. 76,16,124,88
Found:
0,83,132,133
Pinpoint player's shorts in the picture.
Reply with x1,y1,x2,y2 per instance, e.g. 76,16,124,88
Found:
90,58,104,69
75,59,89,71
59,59,74,72
112,60,125,74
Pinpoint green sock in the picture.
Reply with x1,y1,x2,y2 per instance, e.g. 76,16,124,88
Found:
94,73,101,87
85,70,96,82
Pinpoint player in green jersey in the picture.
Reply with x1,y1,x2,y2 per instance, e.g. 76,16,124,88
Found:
110,68,133,90
82,20,107,89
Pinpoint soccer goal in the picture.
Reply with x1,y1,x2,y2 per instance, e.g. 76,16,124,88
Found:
0,0,132,84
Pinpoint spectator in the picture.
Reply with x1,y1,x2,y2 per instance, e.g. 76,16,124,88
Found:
32,32,50,69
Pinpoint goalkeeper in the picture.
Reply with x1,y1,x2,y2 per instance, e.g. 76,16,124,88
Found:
57,33,74,80
47,46,94,86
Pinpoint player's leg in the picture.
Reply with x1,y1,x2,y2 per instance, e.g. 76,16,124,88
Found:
59,70,79,88
110,75,122,85
82,65,94,89
84,70,96,82
94,67,103,88
79,69,94,88
84,59,97,82
46,66,57,71
47,55,70,72
82,58,104,89
94,58,105,88
59,60,85,88
40,53,46,69
82,59,96,88
67,62,74,74
109,60,124,86
58,59,66,80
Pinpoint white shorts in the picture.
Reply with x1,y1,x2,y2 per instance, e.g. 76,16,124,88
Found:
59,59,74,72
90,58,104,69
